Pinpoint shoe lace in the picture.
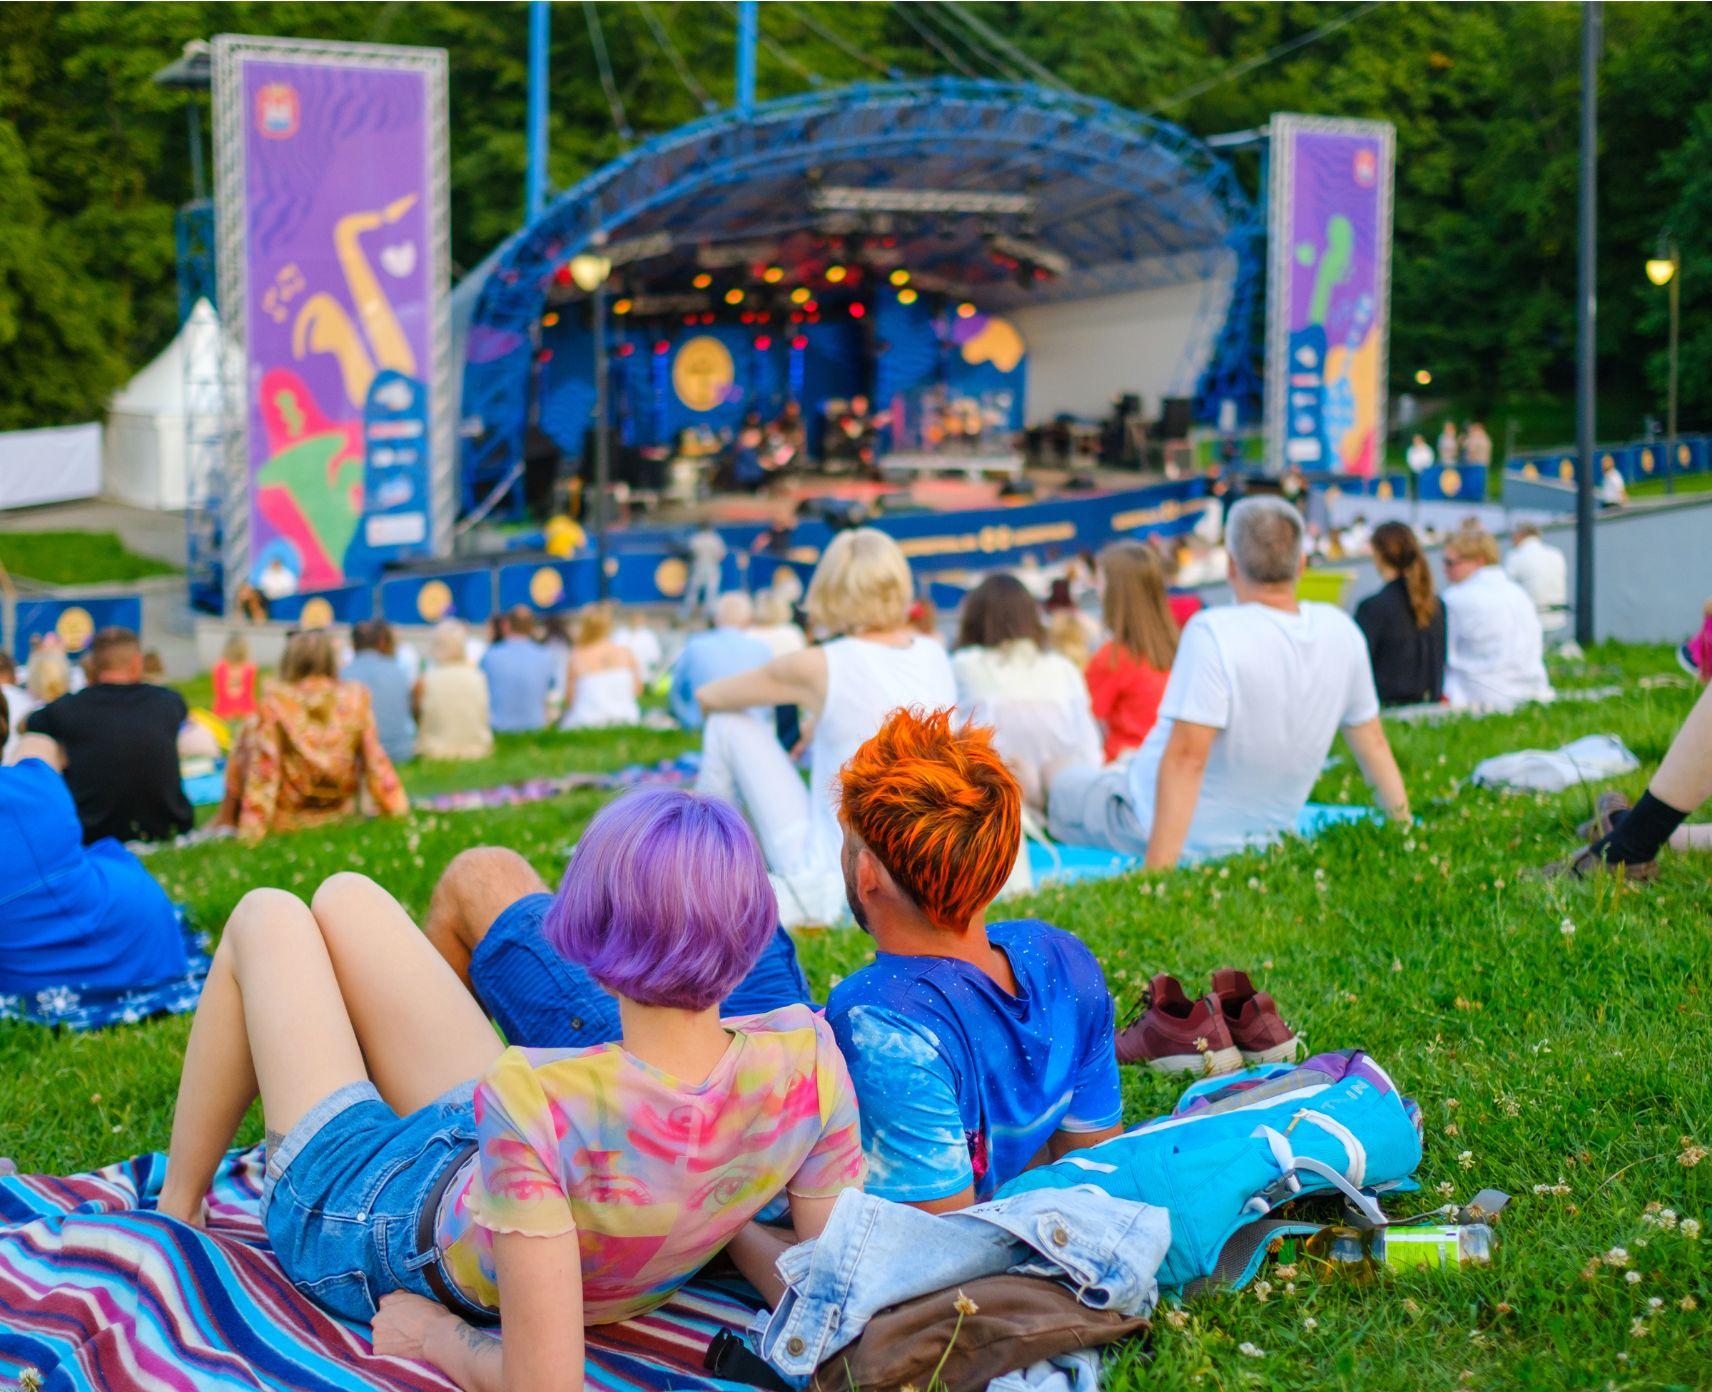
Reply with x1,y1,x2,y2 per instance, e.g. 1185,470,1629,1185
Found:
1116,983,1154,1033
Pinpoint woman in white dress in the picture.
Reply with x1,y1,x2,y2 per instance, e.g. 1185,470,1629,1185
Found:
559,604,644,730
694,529,956,926
1441,527,1554,712
951,573,1101,813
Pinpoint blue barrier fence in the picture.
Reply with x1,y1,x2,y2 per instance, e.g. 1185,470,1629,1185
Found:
10,596,145,663
1509,436,1712,483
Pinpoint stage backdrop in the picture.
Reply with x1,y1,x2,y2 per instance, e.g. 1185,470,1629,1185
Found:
213,35,450,604
1265,114,1395,478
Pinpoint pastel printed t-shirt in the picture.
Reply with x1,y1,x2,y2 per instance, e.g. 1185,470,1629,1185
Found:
435,1004,865,1323
824,919,1122,1205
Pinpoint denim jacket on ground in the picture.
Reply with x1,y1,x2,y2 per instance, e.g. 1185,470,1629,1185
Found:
751,1185,1170,1381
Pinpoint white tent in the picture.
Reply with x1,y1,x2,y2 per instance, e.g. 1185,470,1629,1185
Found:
102,298,218,511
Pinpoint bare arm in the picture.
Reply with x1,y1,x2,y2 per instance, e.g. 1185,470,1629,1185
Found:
722,1186,849,1307
1045,1123,1123,1162
697,645,827,716
1143,720,1218,870
1340,717,1411,822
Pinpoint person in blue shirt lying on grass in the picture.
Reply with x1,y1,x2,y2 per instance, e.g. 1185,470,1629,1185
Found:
826,704,1124,1210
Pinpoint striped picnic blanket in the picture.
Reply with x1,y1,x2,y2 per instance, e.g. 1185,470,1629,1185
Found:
0,1146,757,1392
411,755,701,815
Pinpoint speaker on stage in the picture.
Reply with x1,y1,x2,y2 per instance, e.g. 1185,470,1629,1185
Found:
523,425,564,519
1159,397,1194,442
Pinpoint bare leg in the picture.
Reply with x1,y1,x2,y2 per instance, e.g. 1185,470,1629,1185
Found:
1650,681,1712,814
1670,822,1712,852
159,889,369,1223
308,873,505,1113
422,847,548,989
213,735,252,829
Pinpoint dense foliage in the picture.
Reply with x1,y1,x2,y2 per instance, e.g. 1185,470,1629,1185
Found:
4,2,1712,437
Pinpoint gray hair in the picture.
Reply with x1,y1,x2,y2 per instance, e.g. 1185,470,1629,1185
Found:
1226,496,1304,585
712,591,754,628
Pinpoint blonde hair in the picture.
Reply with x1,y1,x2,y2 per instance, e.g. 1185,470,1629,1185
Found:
753,588,794,626
1444,526,1500,568
1047,608,1091,668
1097,542,1180,671
431,619,469,665
220,633,251,666
280,628,338,682
806,527,912,635
574,603,615,646
28,651,71,704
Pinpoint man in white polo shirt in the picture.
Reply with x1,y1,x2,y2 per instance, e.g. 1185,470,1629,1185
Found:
1047,496,1411,866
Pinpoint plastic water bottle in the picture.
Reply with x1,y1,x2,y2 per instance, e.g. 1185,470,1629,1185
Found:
1296,1223,1494,1279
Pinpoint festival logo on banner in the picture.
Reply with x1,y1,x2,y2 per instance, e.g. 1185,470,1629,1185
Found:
1265,115,1395,477
217,38,447,595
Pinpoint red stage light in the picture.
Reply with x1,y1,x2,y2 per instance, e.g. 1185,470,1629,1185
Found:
849,302,866,318
617,343,635,357
552,263,574,287
653,341,670,355
703,312,717,324
803,300,819,313
755,335,772,350
791,335,808,350
536,348,553,363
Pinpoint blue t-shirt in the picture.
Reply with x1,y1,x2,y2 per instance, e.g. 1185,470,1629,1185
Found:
669,627,772,728
341,651,416,766
825,919,1122,1204
480,638,560,733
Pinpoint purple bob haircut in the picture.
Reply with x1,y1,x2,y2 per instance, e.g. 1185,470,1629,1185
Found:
543,787,778,1011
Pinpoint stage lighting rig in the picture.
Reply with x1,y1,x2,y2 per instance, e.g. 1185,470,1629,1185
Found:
813,187,1034,216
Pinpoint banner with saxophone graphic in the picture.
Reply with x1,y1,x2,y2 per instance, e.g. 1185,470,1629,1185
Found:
214,36,450,598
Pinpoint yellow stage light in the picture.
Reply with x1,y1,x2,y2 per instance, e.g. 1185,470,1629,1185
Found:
692,272,712,289
763,266,785,283
898,288,918,305
725,288,745,305
790,287,811,304
1646,257,1678,287
956,302,977,319
612,299,632,315
541,311,560,327
889,269,910,286
1414,369,1433,386
825,264,847,283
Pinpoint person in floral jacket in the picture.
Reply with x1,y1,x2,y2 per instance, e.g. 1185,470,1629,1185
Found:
216,629,408,842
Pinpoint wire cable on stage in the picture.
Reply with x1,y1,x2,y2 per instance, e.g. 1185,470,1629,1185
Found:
639,1,720,114
919,3,1032,86
889,1,981,79
583,0,635,142
785,2,908,82
937,2,1072,93
1150,2,1380,114
715,0,825,89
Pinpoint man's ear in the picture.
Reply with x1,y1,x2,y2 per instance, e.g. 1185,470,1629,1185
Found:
856,845,889,902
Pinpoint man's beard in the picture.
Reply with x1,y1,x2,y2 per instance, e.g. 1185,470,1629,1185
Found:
841,844,871,935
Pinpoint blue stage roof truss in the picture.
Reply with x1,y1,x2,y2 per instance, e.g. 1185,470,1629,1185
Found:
462,79,1260,512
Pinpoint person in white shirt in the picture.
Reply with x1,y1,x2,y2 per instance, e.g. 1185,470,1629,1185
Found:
1463,421,1493,468
0,652,35,764
693,528,957,926
1406,434,1435,474
1442,526,1555,711
951,573,1101,813
610,610,664,683
1046,497,1411,867
684,519,728,618
258,556,299,604
1599,458,1629,508
1503,523,1569,636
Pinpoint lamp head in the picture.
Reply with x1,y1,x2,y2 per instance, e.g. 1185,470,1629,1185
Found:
1646,257,1677,287
569,253,613,293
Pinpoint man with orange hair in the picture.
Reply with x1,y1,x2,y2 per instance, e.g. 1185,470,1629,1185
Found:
825,706,1123,1211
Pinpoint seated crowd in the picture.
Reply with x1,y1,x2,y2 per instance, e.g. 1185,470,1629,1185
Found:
3,492,1607,1390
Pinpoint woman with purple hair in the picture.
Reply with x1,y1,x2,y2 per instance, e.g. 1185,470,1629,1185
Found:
154,788,865,1390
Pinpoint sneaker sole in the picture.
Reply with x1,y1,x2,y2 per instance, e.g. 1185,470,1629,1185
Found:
1239,1037,1303,1066
1143,1046,1243,1076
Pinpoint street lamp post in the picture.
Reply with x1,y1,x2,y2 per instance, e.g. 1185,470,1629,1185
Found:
570,248,615,598
1646,236,1680,497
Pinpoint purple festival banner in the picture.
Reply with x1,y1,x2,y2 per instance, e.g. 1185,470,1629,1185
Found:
1264,114,1395,478
215,37,448,593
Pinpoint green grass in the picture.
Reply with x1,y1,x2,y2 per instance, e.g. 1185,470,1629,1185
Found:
0,530,179,585
1629,471,1712,499
6,645,1710,1390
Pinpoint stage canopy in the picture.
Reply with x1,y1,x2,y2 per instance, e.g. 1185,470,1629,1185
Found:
459,78,1259,512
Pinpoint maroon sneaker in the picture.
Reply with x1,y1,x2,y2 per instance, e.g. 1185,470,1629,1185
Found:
1209,968,1301,1065
1116,973,1242,1075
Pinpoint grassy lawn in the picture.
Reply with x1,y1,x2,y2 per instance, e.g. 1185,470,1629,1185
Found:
5,645,1709,1390
0,530,180,585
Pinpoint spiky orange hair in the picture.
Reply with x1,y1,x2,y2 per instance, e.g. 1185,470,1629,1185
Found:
839,706,1020,932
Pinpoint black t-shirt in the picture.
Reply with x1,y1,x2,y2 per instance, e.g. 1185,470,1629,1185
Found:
1354,577,1447,707
25,682,194,844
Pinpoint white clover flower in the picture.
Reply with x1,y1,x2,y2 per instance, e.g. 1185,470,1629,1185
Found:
1681,1218,1701,1240
1237,1341,1265,1358
1624,1270,1642,1285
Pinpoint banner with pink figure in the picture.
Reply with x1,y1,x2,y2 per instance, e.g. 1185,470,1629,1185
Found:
214,36,449,597
1265,114,1395,478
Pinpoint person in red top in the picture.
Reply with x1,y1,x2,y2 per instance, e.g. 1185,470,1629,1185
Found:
211,634,258,723
1084,541,1181,763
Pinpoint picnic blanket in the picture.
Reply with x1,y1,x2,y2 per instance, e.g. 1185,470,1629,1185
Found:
0,910,210,1033
411,754,701,815
0,1146,757,1392
1026,803,1381,888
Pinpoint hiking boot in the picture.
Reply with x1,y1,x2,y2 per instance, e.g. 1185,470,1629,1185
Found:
1209,968,1302,1065
1575,790,1632,843
1538,843,1659,883
1116,973,1242,1075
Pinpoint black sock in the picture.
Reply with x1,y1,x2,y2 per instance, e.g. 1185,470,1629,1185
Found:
1594,791,1688,865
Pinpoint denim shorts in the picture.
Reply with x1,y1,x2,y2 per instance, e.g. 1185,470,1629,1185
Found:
262,1078,480,1323
468,892,815,1048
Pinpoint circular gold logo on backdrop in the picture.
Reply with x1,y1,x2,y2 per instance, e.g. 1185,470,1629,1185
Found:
299,597,334,630
654,557,688,597
1377,480,1394,499
1437,468,1462,497
1521,463,1540,480
529,567,564,608
672,336,736,413
1640,448,1656,473
1679,443,1693,467
1558,458,1575,482
417,580,453,621
55,606,94,653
